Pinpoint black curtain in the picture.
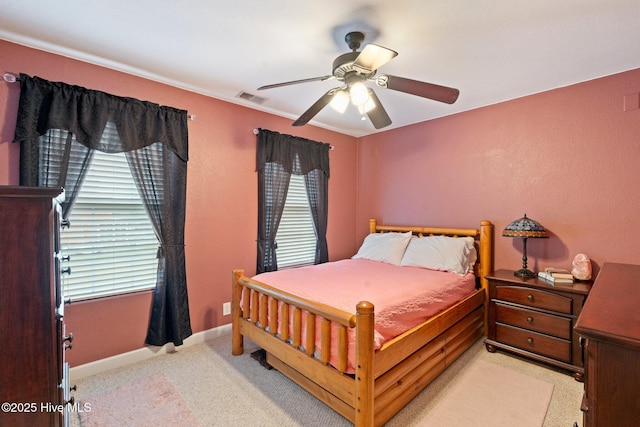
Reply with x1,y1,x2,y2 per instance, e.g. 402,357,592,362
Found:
14,74,192,347
305,169,329,264
256,129,330,273
25,128,94,223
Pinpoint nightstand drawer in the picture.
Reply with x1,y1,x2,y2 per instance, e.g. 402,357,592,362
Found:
495,302,572,339
496,285,573,314
496,323,571,363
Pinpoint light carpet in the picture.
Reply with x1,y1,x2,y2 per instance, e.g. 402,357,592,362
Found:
420,359,553,427
68,336,582,426
77,373,200,427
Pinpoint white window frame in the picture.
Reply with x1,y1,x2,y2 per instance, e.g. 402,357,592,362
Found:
275,173,316,269
60,149,159,301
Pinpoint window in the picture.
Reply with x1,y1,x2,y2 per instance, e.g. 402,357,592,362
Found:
61,149,159,301
256,129,329,273
274,174,316,269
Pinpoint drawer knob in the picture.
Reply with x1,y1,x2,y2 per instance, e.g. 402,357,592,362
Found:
527,337,534,345
63,333,73,350
527,294,534,302
527,317,533,324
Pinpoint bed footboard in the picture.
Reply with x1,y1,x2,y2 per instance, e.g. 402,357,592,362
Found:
232,270,364,371
232,269,376,424
231,271,484,427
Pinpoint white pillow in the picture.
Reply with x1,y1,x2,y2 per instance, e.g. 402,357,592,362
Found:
400,235,476,275
466,237,477,273
352,231,412,266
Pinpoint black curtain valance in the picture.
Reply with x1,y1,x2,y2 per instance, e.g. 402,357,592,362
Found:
13,74,189,161
256,129,330,177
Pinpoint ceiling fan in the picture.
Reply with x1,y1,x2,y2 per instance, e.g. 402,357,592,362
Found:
258,31,460,129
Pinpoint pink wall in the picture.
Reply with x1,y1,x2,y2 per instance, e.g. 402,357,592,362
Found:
0,40,358,365
357,68,640,276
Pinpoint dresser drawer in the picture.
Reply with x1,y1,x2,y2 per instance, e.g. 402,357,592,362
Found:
496,285,573,314
495,302,572,339
496,323,571,362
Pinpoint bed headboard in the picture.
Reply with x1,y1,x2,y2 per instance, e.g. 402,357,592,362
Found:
368,218,494,293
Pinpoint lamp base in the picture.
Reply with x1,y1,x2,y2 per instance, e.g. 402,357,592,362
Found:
514,268,536,278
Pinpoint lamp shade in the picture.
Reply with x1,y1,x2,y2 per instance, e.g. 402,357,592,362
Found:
330,90,349,113
349,81,370,106
503,214,549,238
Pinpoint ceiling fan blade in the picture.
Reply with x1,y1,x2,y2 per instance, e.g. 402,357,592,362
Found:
353,44,398,73
376,74,460,104
292,89,337,126
366,90,392,129
258,75,334,90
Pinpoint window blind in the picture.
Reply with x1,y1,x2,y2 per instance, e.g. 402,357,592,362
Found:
275,174,316,268
61,149,158,301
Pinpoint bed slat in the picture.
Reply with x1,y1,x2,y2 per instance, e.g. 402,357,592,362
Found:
306,313,316,356
321,318,331,364
242,288,250,320
280,303,290,342
251,291,259,325
259,294,268,330
293,307,302,348
338,326,348,373
269,298,278,336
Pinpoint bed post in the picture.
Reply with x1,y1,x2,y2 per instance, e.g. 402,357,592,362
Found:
369,218,377,234
479,220,493,336
232,269,244,355
355,301,375,427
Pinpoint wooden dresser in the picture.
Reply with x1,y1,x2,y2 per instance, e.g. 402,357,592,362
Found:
485,269,591,380
0,186,72,427
574,262,640,427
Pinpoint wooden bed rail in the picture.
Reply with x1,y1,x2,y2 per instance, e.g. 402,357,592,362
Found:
237,274,356,327
370,218,488,237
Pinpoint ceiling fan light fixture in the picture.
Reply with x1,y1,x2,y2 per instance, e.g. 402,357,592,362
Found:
349,81,370,106
330,90,349,113
261,31,459,128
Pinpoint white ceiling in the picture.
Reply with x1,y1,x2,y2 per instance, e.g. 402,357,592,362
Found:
2,0,640,137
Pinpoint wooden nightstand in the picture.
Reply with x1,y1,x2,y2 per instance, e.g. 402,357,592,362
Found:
484,269,592,380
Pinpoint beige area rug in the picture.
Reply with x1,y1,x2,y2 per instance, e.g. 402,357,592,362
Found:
77,373,200,427
420,359,554,427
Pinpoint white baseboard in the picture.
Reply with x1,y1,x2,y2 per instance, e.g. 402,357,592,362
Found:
70,323,232,381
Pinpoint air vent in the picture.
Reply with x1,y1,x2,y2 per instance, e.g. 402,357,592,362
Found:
236,91,268,105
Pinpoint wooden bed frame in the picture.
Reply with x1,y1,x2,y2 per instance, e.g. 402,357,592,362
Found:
232,219,493,426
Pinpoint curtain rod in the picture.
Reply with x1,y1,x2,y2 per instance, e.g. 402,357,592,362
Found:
252,128,334,150
4,73,196,121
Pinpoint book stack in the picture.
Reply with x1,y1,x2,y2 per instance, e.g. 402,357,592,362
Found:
538,268,575,284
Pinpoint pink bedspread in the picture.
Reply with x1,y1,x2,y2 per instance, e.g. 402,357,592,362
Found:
252,258,476,372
